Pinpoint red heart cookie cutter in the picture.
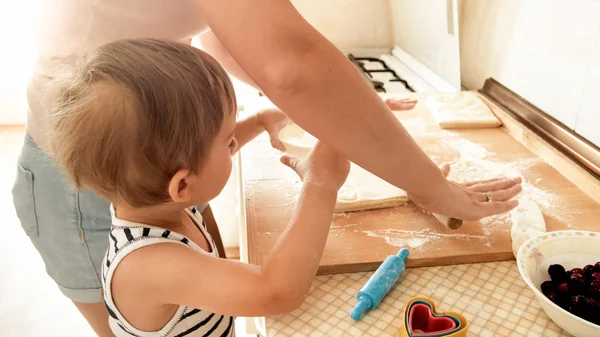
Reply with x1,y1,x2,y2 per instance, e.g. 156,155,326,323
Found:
408,303,457,335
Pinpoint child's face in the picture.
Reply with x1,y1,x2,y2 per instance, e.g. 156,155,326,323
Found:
188,111,238,204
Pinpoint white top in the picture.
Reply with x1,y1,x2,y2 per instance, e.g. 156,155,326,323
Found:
103,206,235,337
28,0,209,148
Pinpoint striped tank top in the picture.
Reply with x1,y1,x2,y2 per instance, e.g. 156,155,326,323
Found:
102,206,235,337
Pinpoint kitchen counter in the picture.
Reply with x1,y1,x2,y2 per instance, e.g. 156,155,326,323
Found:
238,93,599,337
265,261,569,336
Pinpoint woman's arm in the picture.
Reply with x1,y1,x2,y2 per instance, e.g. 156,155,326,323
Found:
199,30,419,113
197,30,259,89
195,0,519,220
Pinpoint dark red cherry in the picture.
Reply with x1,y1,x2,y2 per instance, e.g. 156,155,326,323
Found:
569,274,587,295
546,292,557,303
541,281,555,296
591,286,600,302
549,264,568,282
584,265,595,279
571,268,585,276
558,282,570,294
572,295,589,310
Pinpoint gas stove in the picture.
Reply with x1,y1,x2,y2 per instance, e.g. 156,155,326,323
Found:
344,47,460,95
347,54,414,94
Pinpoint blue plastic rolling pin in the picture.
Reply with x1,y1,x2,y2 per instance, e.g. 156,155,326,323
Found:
350,248,410,320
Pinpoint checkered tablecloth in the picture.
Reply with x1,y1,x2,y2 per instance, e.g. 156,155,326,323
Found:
266,261,569,336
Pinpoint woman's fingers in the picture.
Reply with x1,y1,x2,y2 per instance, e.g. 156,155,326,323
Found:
467,177,522,193
487,184,523,202
471,183,522,202
463,177,505,187
385,98,418,111
476,199,519,218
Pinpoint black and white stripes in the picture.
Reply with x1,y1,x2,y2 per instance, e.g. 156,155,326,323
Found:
102,207,235,337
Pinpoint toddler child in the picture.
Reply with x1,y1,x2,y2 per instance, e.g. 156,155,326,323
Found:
48,38,350,336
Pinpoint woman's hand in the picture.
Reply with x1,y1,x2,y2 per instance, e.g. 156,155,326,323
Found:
280,141,350,192
385,98,418,111
258,109,288,151
409,163,523,221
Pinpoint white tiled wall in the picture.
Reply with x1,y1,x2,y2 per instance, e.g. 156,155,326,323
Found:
574,22,600,146
460,0,600,140
390,0,461,90
290,0,392,49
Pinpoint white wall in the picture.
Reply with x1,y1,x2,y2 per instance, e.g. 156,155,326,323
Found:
0,1,38,125
460,0,600,142
575,26,600,146
390,0,461,90
291,0,393,49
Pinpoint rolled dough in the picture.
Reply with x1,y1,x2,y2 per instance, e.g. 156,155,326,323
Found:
278,123,408,212
510,200,547,257
426,92,502,129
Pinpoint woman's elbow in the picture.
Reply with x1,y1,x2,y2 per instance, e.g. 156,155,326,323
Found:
260,38,322,95
261,59,306,95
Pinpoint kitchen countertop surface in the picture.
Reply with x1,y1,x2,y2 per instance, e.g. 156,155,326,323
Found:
238,94,590,337
265,261,569,336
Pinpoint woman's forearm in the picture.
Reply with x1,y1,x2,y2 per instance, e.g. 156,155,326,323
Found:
263,43,446,199
197,0,447,201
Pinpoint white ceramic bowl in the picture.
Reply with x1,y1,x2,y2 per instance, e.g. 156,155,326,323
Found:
517,230,600,337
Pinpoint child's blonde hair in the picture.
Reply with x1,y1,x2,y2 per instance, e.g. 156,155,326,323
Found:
49,39,236,207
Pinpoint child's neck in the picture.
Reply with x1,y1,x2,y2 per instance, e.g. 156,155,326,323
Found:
113,202,189,229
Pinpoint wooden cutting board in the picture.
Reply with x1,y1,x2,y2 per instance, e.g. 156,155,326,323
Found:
241,92,600,274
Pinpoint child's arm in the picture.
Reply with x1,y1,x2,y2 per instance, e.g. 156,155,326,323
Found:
233,99,416,154
234,108,287,152
115,142,349,317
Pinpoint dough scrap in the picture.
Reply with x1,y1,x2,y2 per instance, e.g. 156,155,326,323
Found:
278,123,408,212
510,200,547,257
426,92,502,129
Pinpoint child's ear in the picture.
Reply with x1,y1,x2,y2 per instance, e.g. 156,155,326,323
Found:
168,169,193,203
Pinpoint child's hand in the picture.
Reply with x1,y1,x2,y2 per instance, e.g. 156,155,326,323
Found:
280,141,350,192
385,98,418,111
258,109,288,151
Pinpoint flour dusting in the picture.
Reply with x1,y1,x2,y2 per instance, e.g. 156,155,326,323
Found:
364,230,429,249
363,228,488,250
399,117,439,138
359,133,570,249
445,135,571,226
446,137,491,160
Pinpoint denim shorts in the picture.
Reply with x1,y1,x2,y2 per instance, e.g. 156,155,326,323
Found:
11,132,207,303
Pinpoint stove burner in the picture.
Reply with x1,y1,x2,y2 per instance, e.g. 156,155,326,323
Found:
347,54,415,93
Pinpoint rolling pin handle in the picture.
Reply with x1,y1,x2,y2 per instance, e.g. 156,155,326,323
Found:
350,296,372,321
433,213,463,230
397,248,410,260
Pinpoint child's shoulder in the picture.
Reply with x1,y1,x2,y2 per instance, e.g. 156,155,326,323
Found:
103,225,199,290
